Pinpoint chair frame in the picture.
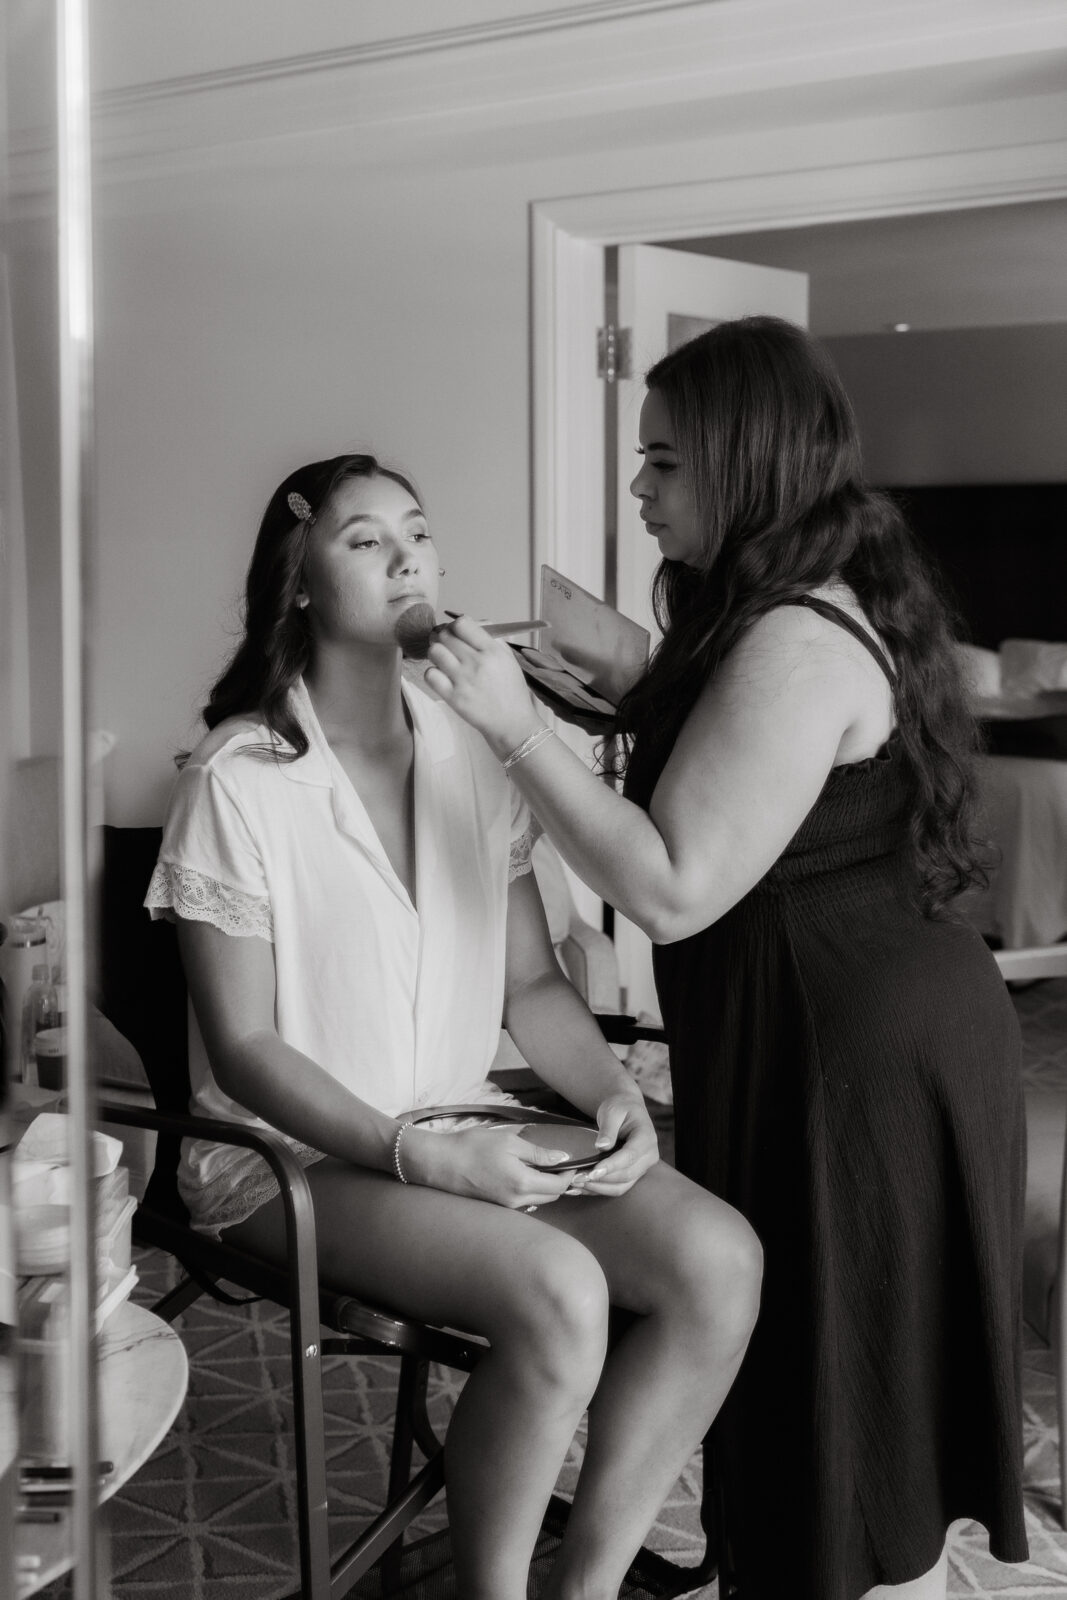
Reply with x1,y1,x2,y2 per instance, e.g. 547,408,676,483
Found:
1055,1111,1067,1533
97,1099,487,1600
98,1010,709,1600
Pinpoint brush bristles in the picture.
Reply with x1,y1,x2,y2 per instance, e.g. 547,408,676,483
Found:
394,602,438,659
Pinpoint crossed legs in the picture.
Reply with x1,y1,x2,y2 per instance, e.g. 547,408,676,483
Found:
225,1157,761,1600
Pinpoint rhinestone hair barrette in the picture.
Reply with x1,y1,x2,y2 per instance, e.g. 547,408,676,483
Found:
287,491,314,523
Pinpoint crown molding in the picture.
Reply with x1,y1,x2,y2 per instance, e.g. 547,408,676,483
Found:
8,0,1067,206
95,0,713,109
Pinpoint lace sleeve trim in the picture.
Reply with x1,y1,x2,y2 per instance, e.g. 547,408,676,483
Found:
509,820,544,883
145,862,274,942
508,829,534,882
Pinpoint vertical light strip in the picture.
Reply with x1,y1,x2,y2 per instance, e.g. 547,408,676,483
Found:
600,245,619,939
56,0,100,1595
602,245,619,611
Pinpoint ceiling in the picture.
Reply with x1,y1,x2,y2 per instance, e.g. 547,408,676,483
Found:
667,199,1067,337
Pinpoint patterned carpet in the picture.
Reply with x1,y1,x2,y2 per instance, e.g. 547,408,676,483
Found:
34,978,1067,1599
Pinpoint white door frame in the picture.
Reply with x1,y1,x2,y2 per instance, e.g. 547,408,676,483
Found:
530,134,1067,598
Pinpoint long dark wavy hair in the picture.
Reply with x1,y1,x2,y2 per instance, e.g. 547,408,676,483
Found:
201,453,421,761
617,316,985,916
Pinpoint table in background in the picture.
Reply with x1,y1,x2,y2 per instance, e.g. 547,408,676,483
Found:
16,1298,188,1597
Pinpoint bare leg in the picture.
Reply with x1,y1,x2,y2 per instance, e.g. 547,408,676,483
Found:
224,1160,611,1600
536,1162,762,1600
860,1523,966,1600
861,1550,947,1600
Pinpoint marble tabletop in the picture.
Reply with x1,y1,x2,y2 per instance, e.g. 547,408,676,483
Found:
16,1297,188,1597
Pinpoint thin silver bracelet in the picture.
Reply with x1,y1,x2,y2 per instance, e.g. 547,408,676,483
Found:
502,726,553,772
392,1120,413,1184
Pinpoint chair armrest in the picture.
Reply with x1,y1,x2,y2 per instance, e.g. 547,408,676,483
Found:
97,1100,315,1209
96,1100,321,1337
593,1014,666,1045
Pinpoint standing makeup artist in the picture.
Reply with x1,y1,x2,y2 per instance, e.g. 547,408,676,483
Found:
426,318,1028,1600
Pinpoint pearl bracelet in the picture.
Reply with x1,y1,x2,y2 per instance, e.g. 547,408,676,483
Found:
502,726,553,772
392,1120,413,1184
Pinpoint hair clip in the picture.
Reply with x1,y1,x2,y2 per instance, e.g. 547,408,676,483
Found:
287,491,314,524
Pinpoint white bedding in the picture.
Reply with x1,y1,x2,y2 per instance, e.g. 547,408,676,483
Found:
952,642,1067,949
962,754,1067,950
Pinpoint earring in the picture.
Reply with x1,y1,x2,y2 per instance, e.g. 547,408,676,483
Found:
296,595,309,610
438,568,446,577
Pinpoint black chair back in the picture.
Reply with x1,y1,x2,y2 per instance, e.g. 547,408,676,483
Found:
100,824,190,1221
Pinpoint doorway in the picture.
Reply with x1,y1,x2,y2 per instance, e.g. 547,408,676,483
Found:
531,168,1067,1015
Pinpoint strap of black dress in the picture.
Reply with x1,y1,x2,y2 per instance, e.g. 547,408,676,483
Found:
780,595,897,689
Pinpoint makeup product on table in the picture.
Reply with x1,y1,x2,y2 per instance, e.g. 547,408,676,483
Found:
33,1026,67,1091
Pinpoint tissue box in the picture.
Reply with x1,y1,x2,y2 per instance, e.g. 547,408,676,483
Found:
16,1204,72,1275
15,1164,132,1275
18,1277,70,1460
15,1114,123,1175
17,1259,140,1459
97,1195,137,1279
14,1113,132,1274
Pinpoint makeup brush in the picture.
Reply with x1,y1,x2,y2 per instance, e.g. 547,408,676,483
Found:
394,603,440,659
395,604,547,659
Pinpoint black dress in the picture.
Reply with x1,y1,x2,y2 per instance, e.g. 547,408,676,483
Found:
625,598,1028,1600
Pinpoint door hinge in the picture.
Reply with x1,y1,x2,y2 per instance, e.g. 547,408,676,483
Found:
597,324,632,383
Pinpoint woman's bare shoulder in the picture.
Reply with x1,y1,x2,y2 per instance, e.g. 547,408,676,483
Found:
719,600,847,685
726,590,889,685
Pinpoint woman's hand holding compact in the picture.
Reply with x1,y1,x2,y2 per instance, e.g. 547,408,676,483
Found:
402,1124,576,1211
570,1092,659,1197
426,615,543,758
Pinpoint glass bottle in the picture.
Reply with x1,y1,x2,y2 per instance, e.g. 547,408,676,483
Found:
21,965,59,1091
0,921,7,1099
0,918,48,1082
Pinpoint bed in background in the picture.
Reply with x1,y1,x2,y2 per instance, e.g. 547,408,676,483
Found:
889,484,1067,951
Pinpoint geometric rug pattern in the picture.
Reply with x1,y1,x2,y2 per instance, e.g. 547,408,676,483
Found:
32,977,1067,1599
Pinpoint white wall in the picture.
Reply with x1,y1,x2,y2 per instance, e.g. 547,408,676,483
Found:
94,157,537,820
827,325,1067,486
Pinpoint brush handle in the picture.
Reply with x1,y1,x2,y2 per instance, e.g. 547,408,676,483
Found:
485,620,547,637
443,611,547,637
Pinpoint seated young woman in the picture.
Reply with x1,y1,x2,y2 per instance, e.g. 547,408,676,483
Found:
145,452,762,1600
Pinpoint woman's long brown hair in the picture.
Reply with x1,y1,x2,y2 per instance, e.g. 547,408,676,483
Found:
616,317,986,916
201,453,420,762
